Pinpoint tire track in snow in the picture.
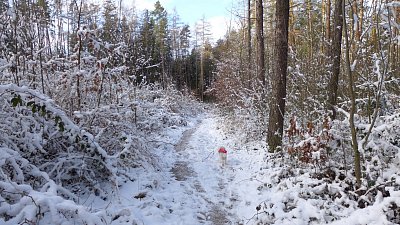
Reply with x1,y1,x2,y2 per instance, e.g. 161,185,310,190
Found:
171,116,239,225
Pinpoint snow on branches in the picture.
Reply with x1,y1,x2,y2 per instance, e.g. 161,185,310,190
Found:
0,84,114,224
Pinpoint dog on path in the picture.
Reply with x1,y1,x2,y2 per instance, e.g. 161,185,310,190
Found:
218,146,227,167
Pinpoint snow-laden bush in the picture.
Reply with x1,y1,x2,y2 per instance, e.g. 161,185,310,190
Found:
254,152,400,224
0,84,116,224
0,84,114,193
246,109,400,224
73,83,202,168
0,148,107,224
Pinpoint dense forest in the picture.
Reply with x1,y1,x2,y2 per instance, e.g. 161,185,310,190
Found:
0,0,399,224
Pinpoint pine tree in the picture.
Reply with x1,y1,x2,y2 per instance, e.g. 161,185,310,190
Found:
195,15,212,101
267,0,290,152
152,0,169,87
102,0,118,44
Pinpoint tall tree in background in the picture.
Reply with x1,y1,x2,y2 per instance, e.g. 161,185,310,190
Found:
247,0,252,87
255,0,265,86
35,0,52,94
196,15,212,101
170,8,185,90
327,0,343,119
325,0,331,42
179,24,191,89
0,0,10,58
138,10,155,82
102,0,118,44
267,0,289,152
152,1,169,88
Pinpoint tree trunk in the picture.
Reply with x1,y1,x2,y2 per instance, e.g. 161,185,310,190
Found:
325,0,331,41
200,50,204,101
327,0,343,120
76,0,83,110
13,9,19,86
307,0,314,60
343,0,361,188
255,0,265,86
267,0,289,152
247,0,252,87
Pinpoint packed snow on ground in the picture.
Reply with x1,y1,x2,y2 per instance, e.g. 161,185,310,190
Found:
69,109,266,225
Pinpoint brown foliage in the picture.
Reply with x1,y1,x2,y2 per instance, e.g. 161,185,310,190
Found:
286,116,332,165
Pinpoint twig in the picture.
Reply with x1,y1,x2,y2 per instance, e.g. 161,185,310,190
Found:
246,212,260,224
363,180,395,196
202,150,214,162
235,177,264,184
144,137,175,146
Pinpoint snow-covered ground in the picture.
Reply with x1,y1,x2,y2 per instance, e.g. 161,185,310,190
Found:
100,110,400,225
76,110,266,225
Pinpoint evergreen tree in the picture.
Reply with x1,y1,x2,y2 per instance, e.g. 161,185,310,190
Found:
195,16,212,101
152,0,169,87
101,0,118,43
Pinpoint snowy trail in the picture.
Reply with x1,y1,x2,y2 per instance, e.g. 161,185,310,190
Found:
83,111,400,225
171,115,239,224
80,112,269,225
110,113,245,225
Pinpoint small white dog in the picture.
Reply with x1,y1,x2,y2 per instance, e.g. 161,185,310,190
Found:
218,147,227,167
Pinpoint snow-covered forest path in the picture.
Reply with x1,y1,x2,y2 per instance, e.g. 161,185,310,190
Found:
108,113,239,225
113,112,266,225
171,116,239,224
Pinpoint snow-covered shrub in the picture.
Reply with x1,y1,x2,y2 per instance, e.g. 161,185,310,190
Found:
247,109,400,224
0,84,116,224
134,83,202,131
0,85,114,194
250,149,400,225
0,81,203,224
70,82,203,179
358,112,400,187
284,116,332,168
215,102,267,146
0,149,106,225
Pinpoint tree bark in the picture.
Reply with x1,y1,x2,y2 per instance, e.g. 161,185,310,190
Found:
326,0,331,41
343,0,361,188
247,0,252,87
76,0,83,110
267,0,289,152
255,0,265,86
327,0,343,120
307,0,314,60
200,50,204,101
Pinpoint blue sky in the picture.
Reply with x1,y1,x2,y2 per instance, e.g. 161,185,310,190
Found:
128,0,234,41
